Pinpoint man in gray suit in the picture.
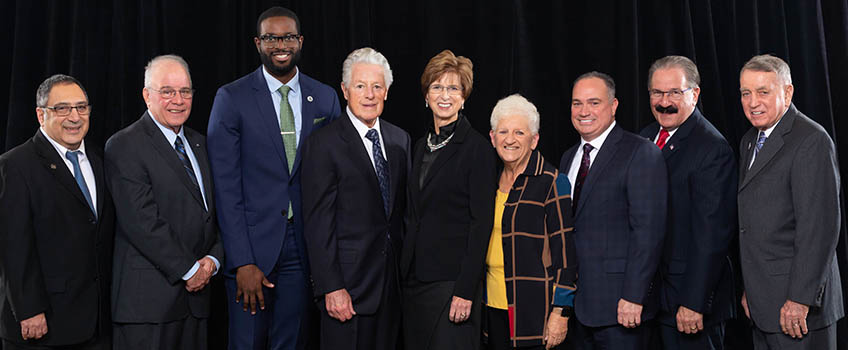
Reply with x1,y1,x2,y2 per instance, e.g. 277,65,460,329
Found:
737,54,843,349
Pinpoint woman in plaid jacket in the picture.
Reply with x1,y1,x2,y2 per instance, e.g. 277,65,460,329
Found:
485,94,577,349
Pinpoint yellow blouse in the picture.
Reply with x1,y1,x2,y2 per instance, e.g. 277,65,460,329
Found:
486,190,509,309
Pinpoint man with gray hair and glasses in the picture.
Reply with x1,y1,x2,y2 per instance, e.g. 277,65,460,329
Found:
737,53,843,349
0,74,115,349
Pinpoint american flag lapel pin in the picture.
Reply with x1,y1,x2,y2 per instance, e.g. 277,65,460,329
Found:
307,96,314,102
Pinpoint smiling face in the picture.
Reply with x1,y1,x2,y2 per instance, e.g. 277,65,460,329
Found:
740,69,793,130
341,63,388,128
255,16,302,83
426,72,465,124
490,114,538,167
143,60,192,133
37,83,90,150
650,67,700,130
571,77,618,142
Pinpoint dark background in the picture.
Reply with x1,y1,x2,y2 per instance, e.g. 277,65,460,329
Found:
2,0,848,349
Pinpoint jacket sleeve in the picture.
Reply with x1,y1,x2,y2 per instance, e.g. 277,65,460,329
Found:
549,173,577,309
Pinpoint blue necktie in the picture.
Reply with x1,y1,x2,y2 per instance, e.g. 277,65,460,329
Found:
750,131,767,169
174,136,199,189
65,150,96,217
365,129,391,216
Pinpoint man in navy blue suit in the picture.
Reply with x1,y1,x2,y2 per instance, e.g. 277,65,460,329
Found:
206,6,341,349
639,56,737,350
560,72,667,350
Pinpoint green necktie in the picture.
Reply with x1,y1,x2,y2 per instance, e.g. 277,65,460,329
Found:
278,85,296,219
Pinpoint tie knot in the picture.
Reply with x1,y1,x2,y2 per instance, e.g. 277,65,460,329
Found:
174,136,185,148
757,131,767,144
65,150,80,162
278,85,291,98
582,143,594,153
365,129,380,143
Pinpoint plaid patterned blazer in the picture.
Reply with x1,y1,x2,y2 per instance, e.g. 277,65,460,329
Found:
501,150,576,347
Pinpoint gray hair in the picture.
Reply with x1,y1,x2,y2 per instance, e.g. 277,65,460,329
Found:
647,55,700,89
36,74,88,107
741,54,792,86
341,47,393,88
490,94,540,135
574,71,616,100
144,54,193,88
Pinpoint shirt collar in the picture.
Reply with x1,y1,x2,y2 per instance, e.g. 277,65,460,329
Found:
346,106,381,138
580,120,616,151
262,65,300,95
147,110,186,145
40,127,87,157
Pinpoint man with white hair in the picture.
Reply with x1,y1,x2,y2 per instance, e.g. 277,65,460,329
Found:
301,47,411,350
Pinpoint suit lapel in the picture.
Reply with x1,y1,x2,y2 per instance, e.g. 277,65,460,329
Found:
420,118,471,189
186,130,213,212
575,125,622,216
141,113,206,209
293,75,316,178
740,106,796,190
662,109,700,160
88,149,106,218
251,68,290,174
380,120,402,217
32,131,91,210
340,117,384,208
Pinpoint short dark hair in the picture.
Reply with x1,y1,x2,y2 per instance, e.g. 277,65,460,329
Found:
36,74,88,107
256,6,301,36
574,71,616,100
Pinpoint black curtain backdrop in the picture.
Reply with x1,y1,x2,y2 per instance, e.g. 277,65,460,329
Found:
2,1,848,349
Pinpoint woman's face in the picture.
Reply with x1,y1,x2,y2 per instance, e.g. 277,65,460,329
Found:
426,72,465,123
490,114,538,166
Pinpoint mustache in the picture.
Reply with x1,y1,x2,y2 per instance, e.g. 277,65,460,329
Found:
655,104,678,114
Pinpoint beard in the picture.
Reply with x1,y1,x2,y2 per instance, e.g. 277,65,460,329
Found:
260,48,302,77
655,104,678,114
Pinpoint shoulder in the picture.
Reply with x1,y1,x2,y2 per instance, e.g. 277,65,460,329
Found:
218,69,260,94
0,139,36,167
299,72,337,95
106,118,146,152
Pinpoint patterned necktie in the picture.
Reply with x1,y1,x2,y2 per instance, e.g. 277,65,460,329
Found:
750,131,767,169
572,143,594,212
65,150,96,217
174,137,199,189
278,85,297,172
365,129,391,216
656,129,670,149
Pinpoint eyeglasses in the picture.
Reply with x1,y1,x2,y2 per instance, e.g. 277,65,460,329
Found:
649,87,692,101
258,34,301,46
429,84,462,96
41,104,91,116
147,87,195,99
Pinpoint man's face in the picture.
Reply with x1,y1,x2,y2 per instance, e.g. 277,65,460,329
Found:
143,60,192,133
341,63,388,128
739,70,793,130
36,83,90,150
255,16,302,82
571,77,618,142
649,67,700,130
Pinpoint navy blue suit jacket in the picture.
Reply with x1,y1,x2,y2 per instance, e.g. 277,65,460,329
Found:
639,109,737,327
559,125,667,327
207,67,341,276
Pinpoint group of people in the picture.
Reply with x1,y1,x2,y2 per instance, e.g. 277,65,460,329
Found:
0,5,843,350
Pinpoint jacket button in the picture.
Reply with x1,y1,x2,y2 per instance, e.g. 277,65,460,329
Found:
740,228,746,234
281,210,287,217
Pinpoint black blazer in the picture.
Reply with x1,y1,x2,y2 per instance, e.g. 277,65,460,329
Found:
105,112,223,323
400,116,497,300
0,131,114,346
639,109,737,326
301,116,410,315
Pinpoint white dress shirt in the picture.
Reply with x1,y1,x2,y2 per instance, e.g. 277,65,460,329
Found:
567,121,617,198
40,128,97,210
346,106,387,170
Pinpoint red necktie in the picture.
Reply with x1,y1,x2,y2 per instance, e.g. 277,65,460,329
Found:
656,129,670,149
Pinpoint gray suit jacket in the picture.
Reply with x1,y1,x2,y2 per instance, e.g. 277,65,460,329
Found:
738,103,844,332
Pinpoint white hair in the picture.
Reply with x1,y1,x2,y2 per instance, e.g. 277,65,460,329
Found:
490,94,540,135
144,54,192,88
341,47,393,88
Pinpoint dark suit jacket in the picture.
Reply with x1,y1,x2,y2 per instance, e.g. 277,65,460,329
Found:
105,112,223,323
400,116,497,300
207,67,341,276
559,124,667,327
738,104,844,332
0,131,114,346
301,116,410,315
639,109,737,326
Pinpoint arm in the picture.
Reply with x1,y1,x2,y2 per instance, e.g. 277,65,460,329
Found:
545,173,576,347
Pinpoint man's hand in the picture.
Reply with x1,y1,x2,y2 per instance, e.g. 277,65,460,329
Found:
448,296,472,323
617,298,643,328
741,292,750,319
235,264,274,315
780,300,809,339
544,309,568,349
20,313,47,340
325,289,356,322
676,305,704,334
186,257,216,292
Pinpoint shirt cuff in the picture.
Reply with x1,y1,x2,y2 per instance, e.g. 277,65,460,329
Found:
182,262,201,281
206,255,220,276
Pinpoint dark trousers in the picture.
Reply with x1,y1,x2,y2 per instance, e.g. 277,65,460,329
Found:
751,322,836,350
485,306,550,350
225,224,311,350
113,315,206,350
563,315,652,350
658,321,725,350
402,279,482,350
2,336,109,350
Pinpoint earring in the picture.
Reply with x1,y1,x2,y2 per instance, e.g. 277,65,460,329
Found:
425,100,429,108
461,103,465,110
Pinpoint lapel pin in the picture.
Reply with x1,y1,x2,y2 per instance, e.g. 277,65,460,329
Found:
669,144,674,151
307,95,314,102
49,164,57,169
747,142,752,150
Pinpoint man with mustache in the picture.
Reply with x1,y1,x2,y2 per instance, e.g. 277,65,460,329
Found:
0,74,114,349
207,6,341,349
639,56,737,350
